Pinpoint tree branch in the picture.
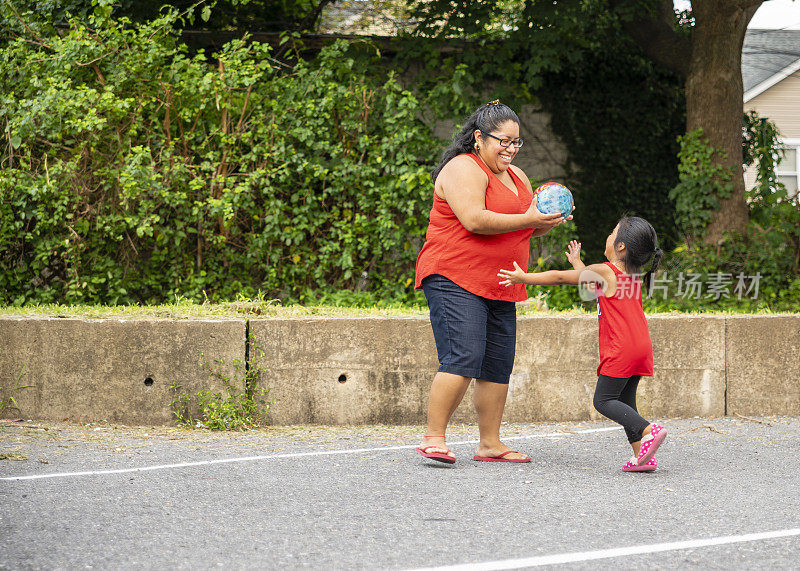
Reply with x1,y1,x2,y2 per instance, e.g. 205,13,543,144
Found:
5,1,52,50
609,0,692,77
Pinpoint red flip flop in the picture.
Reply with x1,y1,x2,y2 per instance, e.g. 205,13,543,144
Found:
473,450,531,463
415,445,456,464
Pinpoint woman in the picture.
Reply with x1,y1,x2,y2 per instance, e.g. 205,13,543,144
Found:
414,100,569,464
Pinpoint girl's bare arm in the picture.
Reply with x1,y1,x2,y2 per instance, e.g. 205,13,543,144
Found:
498,261,616,291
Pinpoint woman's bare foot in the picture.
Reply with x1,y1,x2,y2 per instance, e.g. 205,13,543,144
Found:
419,435,455,461
475,443,529,462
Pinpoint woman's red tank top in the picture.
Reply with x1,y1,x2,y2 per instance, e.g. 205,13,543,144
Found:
414,153,534,302
596,262,654,377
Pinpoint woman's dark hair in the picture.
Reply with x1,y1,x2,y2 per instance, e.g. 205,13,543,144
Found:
431,101,520,184
614,216,664,291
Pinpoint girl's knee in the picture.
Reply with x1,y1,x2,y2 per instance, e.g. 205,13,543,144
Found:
592,393,608,414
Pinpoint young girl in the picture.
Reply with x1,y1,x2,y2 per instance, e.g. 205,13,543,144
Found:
498,216,667,472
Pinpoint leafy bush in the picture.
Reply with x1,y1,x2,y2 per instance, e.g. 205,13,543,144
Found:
0,8,435,305
668,128,734,240
523,221,584,309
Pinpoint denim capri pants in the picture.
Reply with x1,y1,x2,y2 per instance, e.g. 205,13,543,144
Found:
421,274,517,384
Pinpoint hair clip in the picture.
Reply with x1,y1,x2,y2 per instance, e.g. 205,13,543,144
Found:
486,99,500,106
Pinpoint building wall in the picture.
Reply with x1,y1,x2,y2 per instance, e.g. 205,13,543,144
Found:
431,104,572,186
745,70,800,138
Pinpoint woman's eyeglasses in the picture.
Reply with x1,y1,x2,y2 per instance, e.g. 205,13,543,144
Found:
483,133,524,148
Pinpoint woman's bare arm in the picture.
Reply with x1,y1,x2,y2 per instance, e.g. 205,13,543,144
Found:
438,156,564,235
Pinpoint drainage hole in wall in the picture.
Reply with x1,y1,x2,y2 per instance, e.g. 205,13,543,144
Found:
338,374,347,384
144,377,155,387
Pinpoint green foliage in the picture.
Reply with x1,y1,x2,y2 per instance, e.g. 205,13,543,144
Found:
742,110,786,209
523,221,584,309
2,4,793,315
0,366,32,416
0,9,437,305
523,142,800,312
640,217,800,313
526,231,800,314
170,348,272,430
170,379,271,430
402,0,799,315
0,0,328,37
407,0,683,92
668,128,734,240
608,111,799,313
530,204,800,314
300,288,427,309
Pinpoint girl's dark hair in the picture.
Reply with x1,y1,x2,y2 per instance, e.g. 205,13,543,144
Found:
431,101,520,184
614,216,664,291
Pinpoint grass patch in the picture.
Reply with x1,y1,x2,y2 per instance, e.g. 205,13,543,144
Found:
0,295,796,319
0,300,429,319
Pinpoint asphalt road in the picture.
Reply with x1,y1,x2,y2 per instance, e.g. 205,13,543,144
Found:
2,416,799,570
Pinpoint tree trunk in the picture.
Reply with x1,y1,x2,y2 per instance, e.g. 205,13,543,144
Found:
615,0,763,243
686,0,760,243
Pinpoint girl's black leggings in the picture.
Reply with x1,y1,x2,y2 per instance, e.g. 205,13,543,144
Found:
593,374,650,444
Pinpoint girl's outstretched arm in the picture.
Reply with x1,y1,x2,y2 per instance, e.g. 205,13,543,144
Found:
498,261,617,293
498,262,581,287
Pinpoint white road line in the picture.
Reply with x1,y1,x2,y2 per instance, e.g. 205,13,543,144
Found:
0,426,621,481
407,528,800,570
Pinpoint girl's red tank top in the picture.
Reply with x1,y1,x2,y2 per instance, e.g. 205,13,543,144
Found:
414,153,534,302
596,262,654,377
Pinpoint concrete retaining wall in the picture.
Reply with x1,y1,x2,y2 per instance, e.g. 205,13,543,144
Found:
253,315,732,425
250,318,437,425
726,315,800,416
1,315,797,425
0,318,246,425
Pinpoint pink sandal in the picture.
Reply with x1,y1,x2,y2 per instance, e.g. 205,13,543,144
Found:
637,424,667,466
415,435,456,464
623,456,656,472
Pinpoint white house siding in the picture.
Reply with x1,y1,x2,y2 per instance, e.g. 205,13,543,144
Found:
746,72,800,138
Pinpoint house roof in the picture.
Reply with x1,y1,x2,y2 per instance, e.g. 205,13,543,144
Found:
743,29,800,101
